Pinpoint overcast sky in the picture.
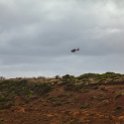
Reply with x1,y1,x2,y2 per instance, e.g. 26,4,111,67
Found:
0,0,124,77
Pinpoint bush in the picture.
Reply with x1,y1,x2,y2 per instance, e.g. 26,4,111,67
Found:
100,72,121,78
78,73,100,79
0,94,13,109
30,83,52,95
62,74,76,85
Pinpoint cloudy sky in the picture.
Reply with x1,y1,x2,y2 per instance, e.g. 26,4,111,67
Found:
0,0,124,77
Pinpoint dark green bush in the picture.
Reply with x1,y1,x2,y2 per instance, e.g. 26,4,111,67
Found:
62,74,76,85
30,83,52,95
78,73,100,79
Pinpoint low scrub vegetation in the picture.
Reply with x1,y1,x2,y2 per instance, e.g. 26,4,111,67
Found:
0,72,124,109
0,79,53,109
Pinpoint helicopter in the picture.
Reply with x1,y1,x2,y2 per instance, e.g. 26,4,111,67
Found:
71,48,80,53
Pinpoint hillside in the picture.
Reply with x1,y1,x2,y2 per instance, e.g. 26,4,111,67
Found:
0,72,124,124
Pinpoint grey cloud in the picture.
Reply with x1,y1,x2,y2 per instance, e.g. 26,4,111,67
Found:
0,0,124,77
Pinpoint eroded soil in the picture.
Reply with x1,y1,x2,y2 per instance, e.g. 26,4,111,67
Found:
0,84,124,124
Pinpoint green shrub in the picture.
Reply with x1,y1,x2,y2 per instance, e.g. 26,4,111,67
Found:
62,74,76,85
78,73,100,79
30,83,52,95
0,94,13,110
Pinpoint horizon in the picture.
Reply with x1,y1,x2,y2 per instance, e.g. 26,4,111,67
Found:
1,71,124,79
